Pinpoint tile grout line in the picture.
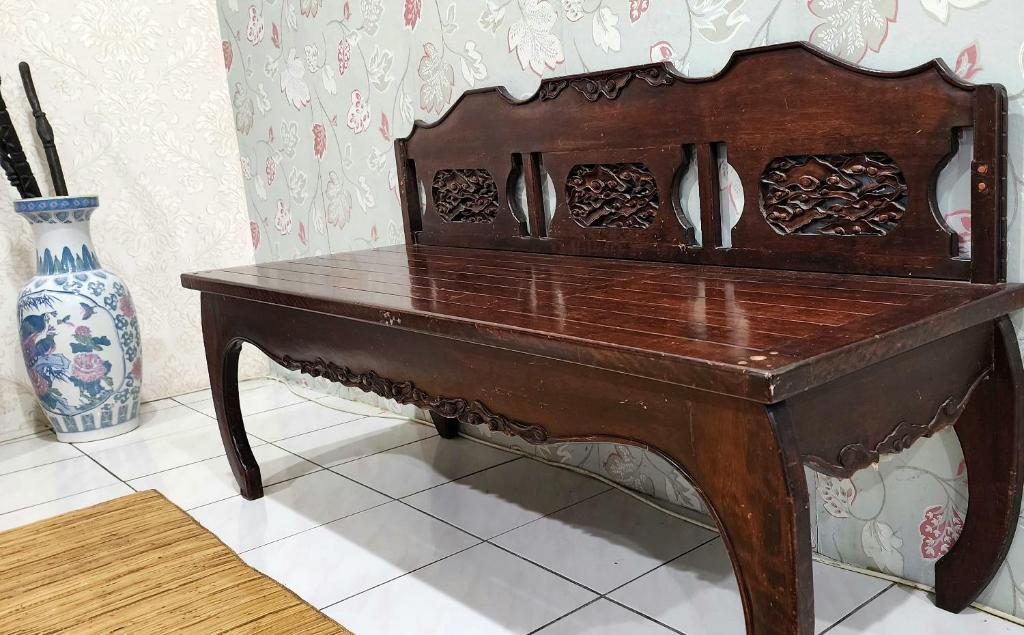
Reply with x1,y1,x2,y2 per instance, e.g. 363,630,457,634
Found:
0,450,87,479
524,597,606,635
600,535,722,599
818,583,896,634
235,497,396,556
600,596,690,635
316,539,483,612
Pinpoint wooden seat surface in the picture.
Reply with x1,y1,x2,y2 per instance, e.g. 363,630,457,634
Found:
181,243,1024,402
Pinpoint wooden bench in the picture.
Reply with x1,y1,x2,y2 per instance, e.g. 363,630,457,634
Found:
182,43,1024,634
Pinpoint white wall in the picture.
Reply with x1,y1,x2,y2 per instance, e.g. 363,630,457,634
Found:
0,0,266,440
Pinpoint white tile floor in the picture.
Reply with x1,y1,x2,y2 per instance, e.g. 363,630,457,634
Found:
2,379,1022,634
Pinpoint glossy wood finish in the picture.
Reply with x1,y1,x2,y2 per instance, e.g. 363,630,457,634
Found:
184,43,1024,635
184,244,1024,402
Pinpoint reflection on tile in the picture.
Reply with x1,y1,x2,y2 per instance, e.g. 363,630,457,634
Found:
535,599,676,635
139,398,180,413
830,586,1023,634
331,436,515,498
0,433,81,476
0,483,134,531
173,378,275,405
275,416,436,467
403,458,609,539
0,456,120,514
187,470,388,552
73,404,214,453
127,444,318,509
243,501,479,608
245,400,365,442
186,383,306,418
494,489,716,592
610,539,890,634
82,426,263,481
324,543,595,635
318,396,390,417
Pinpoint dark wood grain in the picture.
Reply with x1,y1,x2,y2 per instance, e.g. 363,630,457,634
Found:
184,42,1024,634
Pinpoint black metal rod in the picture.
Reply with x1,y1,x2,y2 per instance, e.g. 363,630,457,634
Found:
19,62,66,196
0,74,41,198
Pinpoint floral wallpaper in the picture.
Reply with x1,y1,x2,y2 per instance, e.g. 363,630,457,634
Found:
0,0,266,440
219,0,1024,621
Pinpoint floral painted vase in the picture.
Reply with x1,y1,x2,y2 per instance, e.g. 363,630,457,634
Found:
15,196,142,442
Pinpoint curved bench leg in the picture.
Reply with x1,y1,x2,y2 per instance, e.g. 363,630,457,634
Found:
201,294,263,500
657,400,814,634
936,316,1024,612
429,412,460,439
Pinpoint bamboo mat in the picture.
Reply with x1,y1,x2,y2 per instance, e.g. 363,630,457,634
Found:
0,490,351,634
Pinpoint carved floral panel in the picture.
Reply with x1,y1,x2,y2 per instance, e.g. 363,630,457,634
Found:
431,169,500,223
565,163,659,228
760,153,908,236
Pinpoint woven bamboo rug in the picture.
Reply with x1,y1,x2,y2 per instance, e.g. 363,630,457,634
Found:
0,490,351,634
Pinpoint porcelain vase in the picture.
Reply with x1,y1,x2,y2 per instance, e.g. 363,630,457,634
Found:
16,196,143,442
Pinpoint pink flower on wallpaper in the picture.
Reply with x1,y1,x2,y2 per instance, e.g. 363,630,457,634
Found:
346,89,371,133
131,357,143,381
379,112,390,141
649,40,675,63
604,446,638,480
343,0,351,20
954,42,982,80
299,221,308,245
629,0,650,22
944,209,971,258
404,0,422,29
222,41,233,71
72,353,108,383
418,43,454,114
337,39,352,75
370,225,379,242
272,23,281,48
312,123,327,159
250,221,261,249
118,296,136,319
919,504,964,560
266,157,277,184
808,0,897,63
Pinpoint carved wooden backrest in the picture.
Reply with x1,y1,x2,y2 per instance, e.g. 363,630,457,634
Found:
395,43,1008,283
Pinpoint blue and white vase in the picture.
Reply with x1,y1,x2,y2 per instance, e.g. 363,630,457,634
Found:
15,196,143,442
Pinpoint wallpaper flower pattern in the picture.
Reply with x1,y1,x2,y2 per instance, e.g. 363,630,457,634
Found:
219,0,1024,620
0,0,266,440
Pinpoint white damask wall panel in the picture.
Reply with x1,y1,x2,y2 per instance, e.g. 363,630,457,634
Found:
0,0,267,440
218,0,1024,621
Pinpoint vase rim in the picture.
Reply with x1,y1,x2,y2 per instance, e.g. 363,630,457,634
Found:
14,195,100,214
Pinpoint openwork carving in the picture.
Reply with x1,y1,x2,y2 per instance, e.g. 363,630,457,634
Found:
805,368,990,478
760,153,908,236
431,169,499,223
565,163,659,228
275,355,549,443
538,66,674,102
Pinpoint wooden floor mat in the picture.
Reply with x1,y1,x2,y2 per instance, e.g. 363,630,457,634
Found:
0,490,351,634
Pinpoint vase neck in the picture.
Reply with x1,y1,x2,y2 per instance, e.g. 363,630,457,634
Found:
31,218,102,276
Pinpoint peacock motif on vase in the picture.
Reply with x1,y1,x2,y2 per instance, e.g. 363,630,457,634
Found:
15,196,142,442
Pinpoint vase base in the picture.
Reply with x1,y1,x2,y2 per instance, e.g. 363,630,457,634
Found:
54,418,140,444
